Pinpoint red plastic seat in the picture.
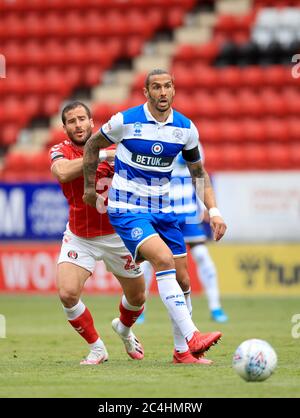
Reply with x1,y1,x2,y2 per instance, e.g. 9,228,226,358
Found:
268,144,290,169
196,120,220,143
216,91,241,117
290,144,300,169
238,91,264,117
241,66,264,89
263,118,290,142
219,120,245,142
195,66,219,90
263,66,287,88
260,90,286,117
241,119,266,142
202,144,223,172
219,67,242,89
222,145,245,170
194,92,220,118
243,144,268,169
0,124,20,147
287,117,300,141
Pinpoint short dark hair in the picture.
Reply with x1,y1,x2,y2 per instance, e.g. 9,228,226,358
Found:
61,101,91,124
145,69,172,89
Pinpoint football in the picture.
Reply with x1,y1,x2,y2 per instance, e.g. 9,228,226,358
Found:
232,339,277,382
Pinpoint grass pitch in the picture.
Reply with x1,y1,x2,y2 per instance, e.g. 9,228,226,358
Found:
0,294,299,398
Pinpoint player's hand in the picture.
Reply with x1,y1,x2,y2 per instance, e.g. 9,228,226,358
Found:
83,190,98,208
210,216,227,241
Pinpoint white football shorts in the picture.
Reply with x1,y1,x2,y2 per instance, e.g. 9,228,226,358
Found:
58,226,142,278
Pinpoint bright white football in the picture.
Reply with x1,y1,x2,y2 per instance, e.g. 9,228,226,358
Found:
232,339,277,382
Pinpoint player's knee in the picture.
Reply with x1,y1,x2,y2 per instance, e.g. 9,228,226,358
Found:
58,287,80,307
151,253,175,272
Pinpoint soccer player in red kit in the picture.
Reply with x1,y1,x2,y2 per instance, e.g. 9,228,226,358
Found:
49,102,146,365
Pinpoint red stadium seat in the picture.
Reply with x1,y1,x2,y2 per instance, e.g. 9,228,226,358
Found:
219,120,245,142
196,120,221,143
290,144,300,169
243,144,268,169
194,92,220,118
287,117,300,141
202,145,223,172
222,145,245,170
241,66,264,89
219,67,242,89
268,144,290,169
241,119,266,142
263,118,290,142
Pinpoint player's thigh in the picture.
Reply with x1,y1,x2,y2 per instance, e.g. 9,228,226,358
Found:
56,262,91,295
174,255,190,292
138,235,175,271
57,234,96,294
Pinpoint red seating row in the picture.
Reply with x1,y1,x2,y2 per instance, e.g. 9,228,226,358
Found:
204,143,300,171
0,7,190,40
0,151,53,181
0,0,196,13
3,38,121,69
194,118,300,143
173,89,300,118
134,65,297,91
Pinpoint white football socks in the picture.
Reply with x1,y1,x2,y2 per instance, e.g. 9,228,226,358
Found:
171,288,193,353
191,244,221,311
156,269,196,341
63,299,85,320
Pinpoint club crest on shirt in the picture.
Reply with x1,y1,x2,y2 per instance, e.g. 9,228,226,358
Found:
131,227,143,240
172,128,183,140
151,142,163,155
133,122,142,137
67,250,78,260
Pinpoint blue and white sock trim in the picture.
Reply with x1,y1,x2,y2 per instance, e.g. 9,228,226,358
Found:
155,269,176,281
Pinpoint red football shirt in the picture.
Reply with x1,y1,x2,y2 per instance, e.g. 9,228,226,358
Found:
49,139,115,238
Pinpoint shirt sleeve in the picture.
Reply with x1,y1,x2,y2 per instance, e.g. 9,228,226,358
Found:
100,112,124,144
183,121,199,151
49,143,66,167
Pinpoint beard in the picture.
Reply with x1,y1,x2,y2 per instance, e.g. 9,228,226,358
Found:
67,127,92,146
148,93,172,113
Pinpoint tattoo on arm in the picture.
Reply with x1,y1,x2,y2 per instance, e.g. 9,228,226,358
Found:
83,132,111,190
188,163,212,189
188,161,216,208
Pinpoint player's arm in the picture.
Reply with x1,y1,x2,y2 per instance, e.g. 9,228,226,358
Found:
83,113,123,207
83,131,112,207
184,148,226,241
51,158,83,183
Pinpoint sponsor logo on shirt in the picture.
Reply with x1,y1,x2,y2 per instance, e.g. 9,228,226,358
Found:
133,122,142,137
151,142,163,155
132,153,173,167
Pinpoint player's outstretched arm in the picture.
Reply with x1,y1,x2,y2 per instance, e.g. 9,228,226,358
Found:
83,131,112,207
187,160,227,241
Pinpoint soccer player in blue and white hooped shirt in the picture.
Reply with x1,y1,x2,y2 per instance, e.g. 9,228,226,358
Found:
83,69,227,364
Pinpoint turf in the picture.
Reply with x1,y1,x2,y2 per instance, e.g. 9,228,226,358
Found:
0,294,299,398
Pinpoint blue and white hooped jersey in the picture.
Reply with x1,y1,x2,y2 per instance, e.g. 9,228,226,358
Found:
100,103,200,213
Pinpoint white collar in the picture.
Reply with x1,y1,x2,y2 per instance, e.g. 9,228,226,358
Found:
143,103,173,125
